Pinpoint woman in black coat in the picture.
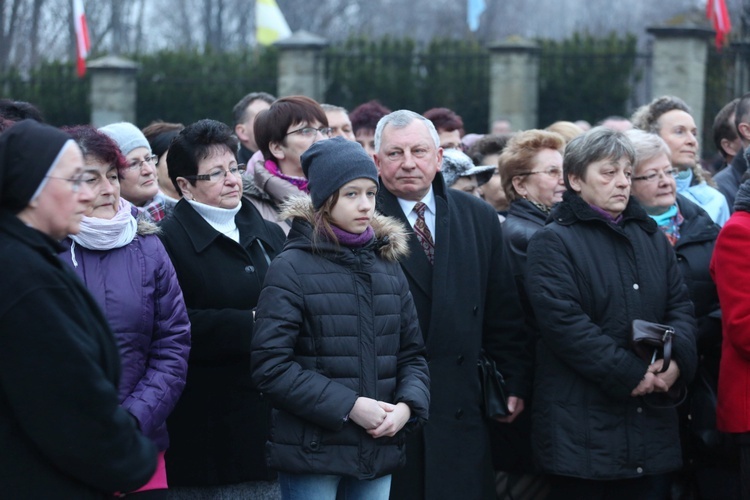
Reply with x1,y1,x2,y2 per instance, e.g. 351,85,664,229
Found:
0,120,156,498
158,120,286,495
251,138,430,500
499,129,566,283
526,127,697,499
492,129,567,490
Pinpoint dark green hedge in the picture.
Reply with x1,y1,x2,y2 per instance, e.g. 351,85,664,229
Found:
134,47,278,128
537,32,640,127
1,62,90,126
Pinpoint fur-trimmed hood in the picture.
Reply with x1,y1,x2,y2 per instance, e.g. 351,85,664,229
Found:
280,195,410,262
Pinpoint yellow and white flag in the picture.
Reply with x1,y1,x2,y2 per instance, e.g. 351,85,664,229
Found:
256,0,292,45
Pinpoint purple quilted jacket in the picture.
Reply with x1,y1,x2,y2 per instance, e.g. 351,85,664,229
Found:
59,224,191,451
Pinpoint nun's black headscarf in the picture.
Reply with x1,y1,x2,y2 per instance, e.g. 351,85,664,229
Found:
0,120,73,214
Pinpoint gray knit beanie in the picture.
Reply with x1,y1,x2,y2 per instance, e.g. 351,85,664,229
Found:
98,122,151,157
301,137,379,209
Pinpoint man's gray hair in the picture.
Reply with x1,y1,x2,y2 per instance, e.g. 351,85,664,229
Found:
321,103,348,113
623,129,671,169
563,126,635,190
374,110,440,152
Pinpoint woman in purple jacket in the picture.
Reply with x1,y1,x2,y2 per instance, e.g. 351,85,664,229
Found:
58,126,191,499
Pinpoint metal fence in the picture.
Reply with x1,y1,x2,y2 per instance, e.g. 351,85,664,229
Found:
323,40,490,134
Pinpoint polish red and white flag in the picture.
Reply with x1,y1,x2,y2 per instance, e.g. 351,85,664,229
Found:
706,0,731,50
73,0,90,77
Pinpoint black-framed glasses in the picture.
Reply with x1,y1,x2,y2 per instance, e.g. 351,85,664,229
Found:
285,126,333,138
46,173,85,192
125,154,158,171
632,169,677,183
517,167,563,179
184,164,246,183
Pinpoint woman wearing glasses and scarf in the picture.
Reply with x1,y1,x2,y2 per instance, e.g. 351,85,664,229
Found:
158,119,286,497
57,125,191,499
100,122,168,223
245,95,332,233
626,129,731,498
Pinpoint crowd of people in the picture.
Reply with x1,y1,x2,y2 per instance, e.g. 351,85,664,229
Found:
2,90,750,500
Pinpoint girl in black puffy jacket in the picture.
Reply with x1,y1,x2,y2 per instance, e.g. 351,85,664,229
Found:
250,137,430,500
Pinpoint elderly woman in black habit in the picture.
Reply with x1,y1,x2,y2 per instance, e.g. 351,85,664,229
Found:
0,120,157,498
525,127,697,499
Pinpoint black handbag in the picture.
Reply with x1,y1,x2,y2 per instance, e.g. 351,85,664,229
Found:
631,319,686,407
478,350,510,419
631,319,674,372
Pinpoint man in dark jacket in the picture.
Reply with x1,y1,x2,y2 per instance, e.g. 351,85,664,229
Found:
232,91,274,164
713,97,747,210
373,110,530,499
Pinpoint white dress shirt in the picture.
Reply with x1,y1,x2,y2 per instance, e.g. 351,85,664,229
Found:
397,187,437,244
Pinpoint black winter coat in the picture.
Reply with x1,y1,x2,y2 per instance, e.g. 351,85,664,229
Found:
503,199,548,282
714,150,747,212
0,211,156,498
674,195,721,348
250,198,430,479
377,174,530,499
158,198,286,486
526,192,698,480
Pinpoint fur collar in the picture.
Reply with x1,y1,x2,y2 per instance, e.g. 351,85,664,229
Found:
280,195,410,261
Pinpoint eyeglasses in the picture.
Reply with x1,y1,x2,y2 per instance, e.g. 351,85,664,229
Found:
517,167,563,179
125,154,158,171
184,164,246,183
285,126,333,138
632,169,677,183
46,173,85,192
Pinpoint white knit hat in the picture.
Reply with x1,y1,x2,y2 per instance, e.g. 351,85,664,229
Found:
99,122,151,157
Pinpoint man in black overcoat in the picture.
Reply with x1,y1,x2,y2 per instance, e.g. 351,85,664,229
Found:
373,110,531,499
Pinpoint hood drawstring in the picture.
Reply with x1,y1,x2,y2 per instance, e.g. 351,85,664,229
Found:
70,240,78,268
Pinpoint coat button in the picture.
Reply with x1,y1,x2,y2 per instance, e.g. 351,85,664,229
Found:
632,283,639,290
245,265,255,273
457,355,464,364
473,306,479,315
455,409,464,419
636,407,643,413
636,467,643,474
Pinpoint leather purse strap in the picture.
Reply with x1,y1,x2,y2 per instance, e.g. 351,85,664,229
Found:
659,328,674,373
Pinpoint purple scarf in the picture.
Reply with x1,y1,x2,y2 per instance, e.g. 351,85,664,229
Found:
330,224,375,248
589,203,623,224
265,160,309,192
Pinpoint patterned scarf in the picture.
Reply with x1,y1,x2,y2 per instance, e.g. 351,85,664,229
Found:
649,204,683,246
530,199,551,215
265,159,309,193
139,197,167,223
